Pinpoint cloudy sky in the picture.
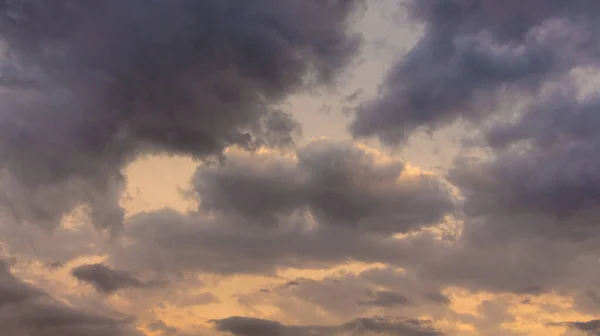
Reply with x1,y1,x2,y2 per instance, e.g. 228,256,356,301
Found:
1,1,600,335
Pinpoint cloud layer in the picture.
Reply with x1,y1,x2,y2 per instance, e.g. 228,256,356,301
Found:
3,0,600,335
214,316,443,336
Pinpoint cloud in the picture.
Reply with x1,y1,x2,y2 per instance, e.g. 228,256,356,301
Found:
0,259,45,306
146,320,178,336
193,139,455,235
382,224,600,295
347,4,600,297
213,316,443,336
236,265,453,322
427,84,600,295
0,260,143,336
550,320,600,335
462,88,600,223
41,126,600,327
0,0,365,234
71,263,159,294
5,1,600,334
350,0,600,144
360,290,412,308
0,211,110,265
110,205,416,276
108,140,455,275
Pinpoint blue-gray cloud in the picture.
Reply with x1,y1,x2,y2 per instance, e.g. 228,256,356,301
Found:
0,0,365,234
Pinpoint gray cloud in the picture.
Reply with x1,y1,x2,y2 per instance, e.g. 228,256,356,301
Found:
350,0,600,144
431,86,600,295
421,292,451,306
214,316,443,336
399,230,600,295
146,320,178,336
0,0,364,234
0,260,143,336
111,208,416,275
236,265,453,322
6,1,600,333
466,89,600,222
360,290,412,308
108,140,455,275
193,139,455,235
0,259,44,306
550,320,600,335
171,292,219,307
0,211,110,267
376,37,600,297
71,263,159,294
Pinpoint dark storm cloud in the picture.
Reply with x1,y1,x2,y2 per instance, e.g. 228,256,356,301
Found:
193,139,455,235
71,263,158,294
214,316,443,336
0,260,143,336
350,0,600,144
0,0,364,233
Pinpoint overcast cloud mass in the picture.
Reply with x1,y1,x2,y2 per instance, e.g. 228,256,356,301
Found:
1,0,600,335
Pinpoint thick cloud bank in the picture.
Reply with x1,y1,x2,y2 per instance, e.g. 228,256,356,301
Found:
351,0,600,144
0,0,364,233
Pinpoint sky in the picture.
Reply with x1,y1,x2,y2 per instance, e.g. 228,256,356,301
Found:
1,1,600,335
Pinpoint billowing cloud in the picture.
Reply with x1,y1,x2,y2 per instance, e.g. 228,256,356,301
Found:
0,260,44,305
214,316,443,336
0,260,143,336
360,290,412,308
193,139,455,235
351,0,600,144
0,0,364,233
108,140,455,275
432,82,600,296
233,265,456,325
340,0,600,304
